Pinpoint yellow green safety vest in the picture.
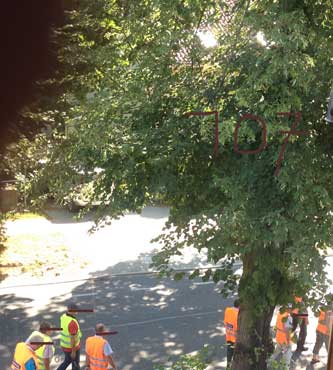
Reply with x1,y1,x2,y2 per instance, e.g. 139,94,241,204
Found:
29,331,54,370
60,313,82,349
29,330,55,370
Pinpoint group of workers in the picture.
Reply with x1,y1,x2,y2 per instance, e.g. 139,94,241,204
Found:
11,302,117,370
10,297,332,370
224,297,333,369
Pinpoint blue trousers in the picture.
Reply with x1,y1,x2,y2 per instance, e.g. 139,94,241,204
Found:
56,349,80,370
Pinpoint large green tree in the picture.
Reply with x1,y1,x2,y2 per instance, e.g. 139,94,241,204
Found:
26,1,333,369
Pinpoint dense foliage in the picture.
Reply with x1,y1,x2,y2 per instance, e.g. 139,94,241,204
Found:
154,349,208,370
5,1,333,368
47,0,333,303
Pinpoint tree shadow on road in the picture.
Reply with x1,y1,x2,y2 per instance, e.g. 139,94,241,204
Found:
106,249,209,275
0,256,231,370
0,293,33,368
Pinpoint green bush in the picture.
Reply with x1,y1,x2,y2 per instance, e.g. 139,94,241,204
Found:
154,349,208,370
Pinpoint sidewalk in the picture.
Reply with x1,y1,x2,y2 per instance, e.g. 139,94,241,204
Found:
292,350,326,370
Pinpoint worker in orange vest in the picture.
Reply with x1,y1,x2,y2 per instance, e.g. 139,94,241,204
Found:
291,296,309,352
269,306,295,368
85,323,117,370
311,309,333,364
11,333,44,370
224,299,240,368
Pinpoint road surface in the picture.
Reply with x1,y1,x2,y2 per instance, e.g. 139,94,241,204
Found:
0,272,232,369
0,207,330,369
0,270,329,370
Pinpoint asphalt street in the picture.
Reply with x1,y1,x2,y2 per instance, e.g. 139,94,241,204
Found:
0,207,330,369
0,273,235,370
0,271,329,370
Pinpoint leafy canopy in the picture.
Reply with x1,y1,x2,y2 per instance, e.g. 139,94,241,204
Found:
16,1,333,314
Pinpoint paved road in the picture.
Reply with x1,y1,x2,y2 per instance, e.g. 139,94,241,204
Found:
0,271,329,370
0,273,233,370
0,207,330,369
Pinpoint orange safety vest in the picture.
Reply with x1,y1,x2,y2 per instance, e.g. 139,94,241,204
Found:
276,312,292,345
224,307,239,343
86,336,109,370
11,342,39,370
316,310,333,336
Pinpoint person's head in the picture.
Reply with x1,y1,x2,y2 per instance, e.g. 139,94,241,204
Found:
95,323,106,334
234,299,240,308
67,302,79,316
27,333,44,351
39,321,52,335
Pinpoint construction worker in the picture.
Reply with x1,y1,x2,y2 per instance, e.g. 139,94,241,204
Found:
224,299,240,368
291,296,308,352
26,322,55,370
311,308,333,364
85,323,117,370
57,302,82,370
269,306,295,368
11,332,44,370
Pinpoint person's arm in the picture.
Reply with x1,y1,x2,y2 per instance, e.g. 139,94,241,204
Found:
43,344,53,370
104,341,116,369
107,355,117,370
68,320,79,359
43,358,50,370
70,335,76,359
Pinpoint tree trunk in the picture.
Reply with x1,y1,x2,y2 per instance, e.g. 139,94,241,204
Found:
232,253,275,370
232,303,274,370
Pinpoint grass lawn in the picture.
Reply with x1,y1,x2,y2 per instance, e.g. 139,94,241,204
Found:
7,211,45,221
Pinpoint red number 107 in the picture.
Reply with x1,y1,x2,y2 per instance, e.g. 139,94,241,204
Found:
185,111,309,176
